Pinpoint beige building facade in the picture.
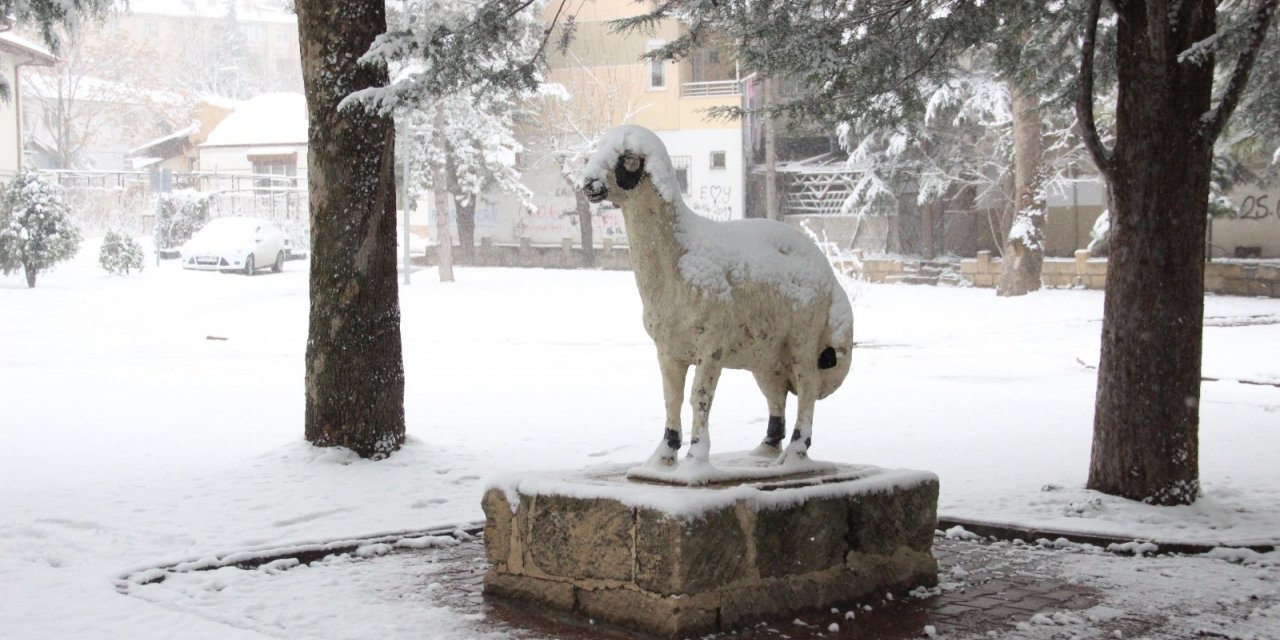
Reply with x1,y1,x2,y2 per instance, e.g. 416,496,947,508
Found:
473,0,747,247
0,32,55,178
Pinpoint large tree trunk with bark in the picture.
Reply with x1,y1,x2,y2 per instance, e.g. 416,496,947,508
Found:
1083,0,1220,504
298,0,405,458
997,84,1046,297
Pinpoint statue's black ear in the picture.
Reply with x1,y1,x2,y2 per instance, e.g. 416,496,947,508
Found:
615,153,645,191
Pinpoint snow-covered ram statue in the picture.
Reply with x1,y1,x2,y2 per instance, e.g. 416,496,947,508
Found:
582,125,853,467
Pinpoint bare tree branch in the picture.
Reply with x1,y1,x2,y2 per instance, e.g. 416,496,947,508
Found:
1076,0,1114,177
1200,0,1279,143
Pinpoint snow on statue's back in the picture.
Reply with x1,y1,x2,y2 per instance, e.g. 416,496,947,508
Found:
582,125,854,479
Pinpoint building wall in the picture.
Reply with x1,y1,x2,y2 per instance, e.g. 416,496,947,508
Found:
198,144,308,179
1212,181,1280,259
0,61,20,175
489,0,745,247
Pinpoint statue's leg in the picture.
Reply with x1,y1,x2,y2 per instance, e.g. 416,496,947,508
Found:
650,353,688,466
751,370,788,456
777,372,818,465
687,361,722,461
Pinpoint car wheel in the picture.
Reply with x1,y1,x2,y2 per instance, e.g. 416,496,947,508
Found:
272,251,284,273
244,254,255,276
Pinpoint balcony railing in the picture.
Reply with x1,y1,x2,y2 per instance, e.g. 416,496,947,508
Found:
680,79,741,97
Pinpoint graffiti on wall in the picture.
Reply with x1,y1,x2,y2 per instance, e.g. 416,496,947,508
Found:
516,203,628,244
688,184,734,222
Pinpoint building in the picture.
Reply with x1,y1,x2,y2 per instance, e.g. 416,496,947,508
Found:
476,0,746,246
197,92,307,182
118,0,302,95
0,31,56,177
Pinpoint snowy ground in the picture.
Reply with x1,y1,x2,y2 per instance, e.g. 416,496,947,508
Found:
1,239,1278,638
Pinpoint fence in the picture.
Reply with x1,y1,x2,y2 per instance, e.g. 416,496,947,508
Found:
30,169,309,250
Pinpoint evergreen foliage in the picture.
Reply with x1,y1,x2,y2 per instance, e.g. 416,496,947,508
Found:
346,0,563,114
154,190,213,252
356,0,551,266
0,170,81,288
0,0,113,99
98,230,144,275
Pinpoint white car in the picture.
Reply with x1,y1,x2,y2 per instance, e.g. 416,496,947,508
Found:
180,217,289,275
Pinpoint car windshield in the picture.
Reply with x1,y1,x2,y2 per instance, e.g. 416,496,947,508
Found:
193,218,263,242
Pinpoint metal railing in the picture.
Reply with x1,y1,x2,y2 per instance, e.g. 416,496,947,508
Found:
680,79,742,97
18,169,310,250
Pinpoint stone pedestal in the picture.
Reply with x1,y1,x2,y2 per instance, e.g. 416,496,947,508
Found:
482,455,939,637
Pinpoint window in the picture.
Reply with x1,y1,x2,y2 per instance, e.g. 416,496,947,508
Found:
249,154,298,190
647,41,666,90
710,151,727,170
243,24,266,44
670,155,691,194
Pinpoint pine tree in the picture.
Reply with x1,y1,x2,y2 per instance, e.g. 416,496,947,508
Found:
618,1,1089,294
354,0,553,279
99,230,144,275
1079,0,1278,505
0,170,81,288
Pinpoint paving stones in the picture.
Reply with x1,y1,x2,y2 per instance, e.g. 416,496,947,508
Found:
432,532,1103,639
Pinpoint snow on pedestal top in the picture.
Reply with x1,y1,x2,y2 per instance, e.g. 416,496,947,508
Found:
487,453,937,519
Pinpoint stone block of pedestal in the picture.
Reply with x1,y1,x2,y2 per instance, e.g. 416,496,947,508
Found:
482,453,939,638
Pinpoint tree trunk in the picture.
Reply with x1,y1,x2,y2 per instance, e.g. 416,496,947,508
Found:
920,199,936,259
444,149,475,264
432,105,455,282
763,77,779,221
575,188,595,267
997,84,1046,297
24,264,36,288
454,196,476,264
1087,1,1217,505
298,0,406,458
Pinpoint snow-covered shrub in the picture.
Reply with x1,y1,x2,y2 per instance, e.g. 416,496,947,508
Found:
0,170,82,288
99,230,145,275
1086,210,1110,257
154,190,213,252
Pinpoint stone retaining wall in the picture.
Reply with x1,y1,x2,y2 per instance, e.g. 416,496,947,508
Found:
960,250,1280,297
413,241,1280,298
413,237,633,270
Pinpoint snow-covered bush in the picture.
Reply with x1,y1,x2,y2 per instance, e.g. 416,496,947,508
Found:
99,230,145,275
0,170,82,288
154,190,213,252
1087,210,1110,257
